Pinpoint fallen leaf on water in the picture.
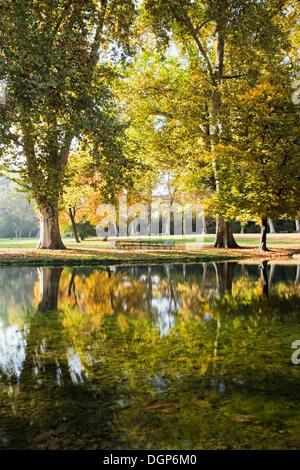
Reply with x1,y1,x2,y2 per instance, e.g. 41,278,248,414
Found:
232,414,256,423
144,401,177,410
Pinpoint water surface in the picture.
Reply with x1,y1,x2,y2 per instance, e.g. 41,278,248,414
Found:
0,262,300,450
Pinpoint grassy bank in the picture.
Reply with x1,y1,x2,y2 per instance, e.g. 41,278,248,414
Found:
0,234,299,267
0,248,245,267
1,233,300,249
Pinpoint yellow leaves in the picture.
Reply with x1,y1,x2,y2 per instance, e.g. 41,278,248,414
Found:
54,270,150,336
60,306,88,332
200,361,209,376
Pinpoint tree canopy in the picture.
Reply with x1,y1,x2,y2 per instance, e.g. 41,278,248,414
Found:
0,0,299,250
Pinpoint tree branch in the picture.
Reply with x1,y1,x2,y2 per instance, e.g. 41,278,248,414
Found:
170,7,216,85
52,0,74,37
20,120,41,183
60,132,73,166
222,74,245,79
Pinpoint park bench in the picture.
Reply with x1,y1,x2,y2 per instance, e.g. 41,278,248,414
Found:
110,240,175,250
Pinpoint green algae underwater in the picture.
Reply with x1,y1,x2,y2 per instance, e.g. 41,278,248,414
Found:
0,262,300,450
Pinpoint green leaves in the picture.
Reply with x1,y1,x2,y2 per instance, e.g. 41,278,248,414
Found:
0,0,137,210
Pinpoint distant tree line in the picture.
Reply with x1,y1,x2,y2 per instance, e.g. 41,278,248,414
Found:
0,175,299,240
0,178,39,238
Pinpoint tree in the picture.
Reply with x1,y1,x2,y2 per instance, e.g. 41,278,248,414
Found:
119,49,218,236
60,152,92,243
142,0,295,248
0,0,136,249
60,127,137,240
212,70,300,251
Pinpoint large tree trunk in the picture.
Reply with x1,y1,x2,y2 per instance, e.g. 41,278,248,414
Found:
214,262,237,297
240,224,245,234
260,218,269,252
68,207,80,244
37,267,63,312
268,218,276,234
214,216,239,248
296,218,300,233
37,204,66,250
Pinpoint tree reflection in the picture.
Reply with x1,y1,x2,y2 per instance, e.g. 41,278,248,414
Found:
37,267,63,312
259,260,269,298
214,262,237,297
0,263,300,449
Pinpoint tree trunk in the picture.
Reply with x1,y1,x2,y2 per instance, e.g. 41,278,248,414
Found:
68,207,80,244
296,218,300,233
37,267,63,312
214,216,239,248
207,31,238,250
37,204,66,250
240,224,245,234
260,218,269,252
209,82,238,250
268,218,276,234
260,260,269,297
147,202,152,237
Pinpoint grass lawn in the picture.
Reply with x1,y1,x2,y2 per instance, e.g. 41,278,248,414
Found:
1,233,300,249
0,233,299,266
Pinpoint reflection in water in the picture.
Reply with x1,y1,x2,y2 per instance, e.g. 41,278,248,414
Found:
0,321,27,380
259,260,269,297
151,297,176,337
67,347,86,385
0,262,300,449
37,268,63,312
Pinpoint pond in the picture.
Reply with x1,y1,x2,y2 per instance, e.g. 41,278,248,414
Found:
0,261,300,450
